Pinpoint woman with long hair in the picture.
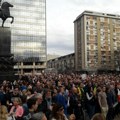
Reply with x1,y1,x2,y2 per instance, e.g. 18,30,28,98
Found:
0,100,8,120
50,103,75,120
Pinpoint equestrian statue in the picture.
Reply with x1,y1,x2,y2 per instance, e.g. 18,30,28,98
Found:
0,0,14,27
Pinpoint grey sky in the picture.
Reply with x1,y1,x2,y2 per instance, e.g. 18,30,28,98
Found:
47,0,120,55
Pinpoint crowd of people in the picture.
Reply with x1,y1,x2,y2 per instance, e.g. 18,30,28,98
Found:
0,72,120,120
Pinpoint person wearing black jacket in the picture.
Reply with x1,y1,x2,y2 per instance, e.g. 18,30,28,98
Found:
69,87,82,120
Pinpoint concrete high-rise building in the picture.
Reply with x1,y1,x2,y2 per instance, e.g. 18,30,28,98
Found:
1,0,47,74
74,11,120,72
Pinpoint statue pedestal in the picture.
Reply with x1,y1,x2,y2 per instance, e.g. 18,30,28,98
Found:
0,27,11,55
0,27,14,82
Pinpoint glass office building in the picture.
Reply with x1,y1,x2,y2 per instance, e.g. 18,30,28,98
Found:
1,0,46,74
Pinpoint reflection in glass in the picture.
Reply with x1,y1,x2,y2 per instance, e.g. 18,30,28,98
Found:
4,0,46,62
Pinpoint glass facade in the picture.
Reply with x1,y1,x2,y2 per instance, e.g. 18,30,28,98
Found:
2,0,46,62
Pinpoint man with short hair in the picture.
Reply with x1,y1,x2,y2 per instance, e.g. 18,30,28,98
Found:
23,97,38,120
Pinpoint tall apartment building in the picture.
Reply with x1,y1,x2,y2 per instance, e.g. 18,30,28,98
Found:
1,0,47,74
74,11,120,72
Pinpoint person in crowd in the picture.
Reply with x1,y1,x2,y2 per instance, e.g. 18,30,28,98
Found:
8,97,24,119
25,96,47,120
110,82,117,104
33,81,42,93
56,86,68,115
116,83,120,102
51,88,58,103
113,82,120,120
26,88,34,100
22,97,38,120
98,86,108,118
30,112,47,120
106,86,115,120
86,84,96,119
0,85,6,106
21,95,29,116
34,93,45,112
69,87,82,120
0,100,8,120
50,103,75,120
21,88,27,96
94,87,101,113
20,82,27,93
42,89,52,119
10,86,21,102
27,97,38,116
91,113,105,120
5,84,12,111
78,82,86,108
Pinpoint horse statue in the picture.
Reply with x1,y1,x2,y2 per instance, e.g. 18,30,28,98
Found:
0,2,14,27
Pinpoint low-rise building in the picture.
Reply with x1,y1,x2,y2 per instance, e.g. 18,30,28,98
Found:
47,53,75,73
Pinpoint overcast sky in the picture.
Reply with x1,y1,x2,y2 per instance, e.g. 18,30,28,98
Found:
47,0,120,56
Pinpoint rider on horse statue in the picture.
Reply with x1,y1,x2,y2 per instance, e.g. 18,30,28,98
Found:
0,0,5,18
0,0,14,27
